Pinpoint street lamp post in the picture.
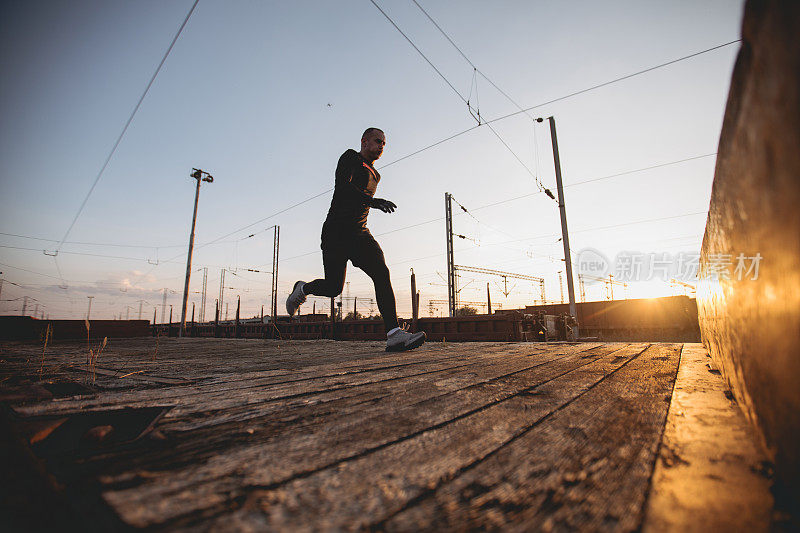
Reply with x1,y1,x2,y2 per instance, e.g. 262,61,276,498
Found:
180,168,213,337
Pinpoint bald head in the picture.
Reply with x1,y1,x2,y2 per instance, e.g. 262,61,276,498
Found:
360,128,386,163
362,127,384,140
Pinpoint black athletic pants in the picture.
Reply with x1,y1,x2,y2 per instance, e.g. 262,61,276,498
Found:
303,225,399,333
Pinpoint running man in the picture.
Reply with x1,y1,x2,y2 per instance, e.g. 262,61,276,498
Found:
286,128,426,352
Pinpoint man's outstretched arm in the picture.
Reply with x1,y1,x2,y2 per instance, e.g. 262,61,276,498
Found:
369,198,396,213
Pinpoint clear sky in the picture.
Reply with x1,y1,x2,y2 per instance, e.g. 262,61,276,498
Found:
0,0,744,320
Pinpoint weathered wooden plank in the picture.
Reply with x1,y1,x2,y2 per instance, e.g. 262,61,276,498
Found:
642,344,773,532
69,344,606,486
2,339,694,531
98,344,643,528
376,343,681,531
156,343,599,432
69,366,195,385
14,343,598,419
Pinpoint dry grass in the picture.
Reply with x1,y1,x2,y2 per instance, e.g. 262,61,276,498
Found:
38,323,51,379
118,370,145,379
84,319,107,384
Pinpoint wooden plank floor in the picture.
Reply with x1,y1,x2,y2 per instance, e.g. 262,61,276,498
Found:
0,338,769,531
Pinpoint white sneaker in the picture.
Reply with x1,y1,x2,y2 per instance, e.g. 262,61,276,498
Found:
286,281,306,316
386,328,426,352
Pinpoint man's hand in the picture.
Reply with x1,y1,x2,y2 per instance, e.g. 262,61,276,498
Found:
370,198,397,213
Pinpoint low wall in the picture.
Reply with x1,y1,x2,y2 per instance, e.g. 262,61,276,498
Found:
511,296,701,342
155,298,700,343
0,317,151,341
153,314,524,342
698,0,800,507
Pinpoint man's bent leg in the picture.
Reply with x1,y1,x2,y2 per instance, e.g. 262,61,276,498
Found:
351,234,399,333
303,247,348,298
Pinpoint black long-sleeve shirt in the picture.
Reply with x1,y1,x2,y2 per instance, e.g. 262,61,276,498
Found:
325,149,380,230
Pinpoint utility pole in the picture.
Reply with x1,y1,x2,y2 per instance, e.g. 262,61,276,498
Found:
558,271,565,304
138,299,144,320
345,282,350,317
444,192,456,317
411,269,419,328
200,267,208,322
538,116,578,338
225,302,229,321
214,299,219,337
161,288,168,323
579,275,586,303
180,168,214,337
218,269,226,320
22,296,29,316
86,296,94,320
235,296,240,337
486,283,492,314
271,226,280,320
33,303,40,318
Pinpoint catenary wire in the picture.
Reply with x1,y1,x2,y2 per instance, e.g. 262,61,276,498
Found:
484,40,741,126
410,0,546,189
54,0,200,253
39,37,734,295
372,0,544,186
139,40,736,256
368,0,468,104
379,40,739,171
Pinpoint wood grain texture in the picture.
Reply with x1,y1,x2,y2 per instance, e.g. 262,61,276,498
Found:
1,338,745,531
642,344,773,532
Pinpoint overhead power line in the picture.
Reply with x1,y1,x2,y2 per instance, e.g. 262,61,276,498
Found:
484,40,741,126
368,0,468,104
371,0,544,187
201,189,331,248
0,261,66,281
269,152,716,267
126,189,331,288
140,40,735,261
0,231,187,249
1,244,176,263
379,40,739,170
493,210,709,246
69,34,734,290
470,152,718,211
565,153,717,188
54,0,200,253
410,0,546,189
0,244,231,272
